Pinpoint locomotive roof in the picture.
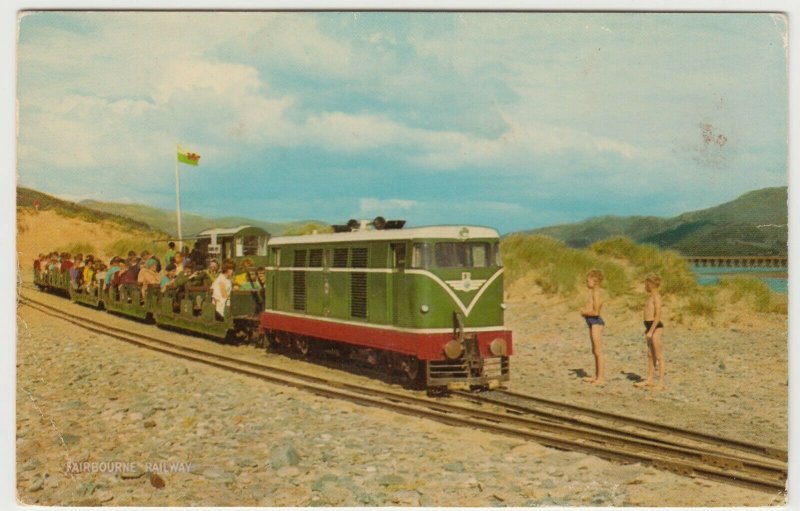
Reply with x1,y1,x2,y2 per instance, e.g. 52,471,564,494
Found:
195,225,268,238
268,225,500,246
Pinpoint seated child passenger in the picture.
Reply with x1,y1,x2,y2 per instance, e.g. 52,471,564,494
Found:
161,263,177,293
137,258,160,299
233,258,254,290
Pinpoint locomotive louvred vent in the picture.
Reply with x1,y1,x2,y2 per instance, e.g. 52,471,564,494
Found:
351,272,367,318
309,249,323,267
350,247,368,318
293,271,306,311
333,248,348,268
350,248,368,268
292,250,307,311
294,250,307,267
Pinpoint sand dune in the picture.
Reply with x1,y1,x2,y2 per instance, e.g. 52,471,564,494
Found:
17,209,163,268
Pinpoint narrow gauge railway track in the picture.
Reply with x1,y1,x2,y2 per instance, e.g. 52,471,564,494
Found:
455,390,787,464
18,291,787,493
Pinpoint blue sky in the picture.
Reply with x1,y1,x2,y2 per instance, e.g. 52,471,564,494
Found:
16,12,788,233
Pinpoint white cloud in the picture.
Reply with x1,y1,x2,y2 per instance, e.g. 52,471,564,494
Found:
409,116,639,170
154,59,262,104
358,197,417,215
18,12,651,181
306,113,414,152
15,12,786,232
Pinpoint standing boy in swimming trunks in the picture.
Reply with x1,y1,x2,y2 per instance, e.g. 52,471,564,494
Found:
580,270,605,385
636,274,665,390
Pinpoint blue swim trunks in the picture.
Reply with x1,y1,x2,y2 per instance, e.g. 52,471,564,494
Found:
585,316,605,327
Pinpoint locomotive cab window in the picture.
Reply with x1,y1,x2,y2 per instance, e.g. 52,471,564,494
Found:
391,243,406,268
241,235,262,256
435,242,491,268
411,243,432,269
271,247,281,267
494,242,503,267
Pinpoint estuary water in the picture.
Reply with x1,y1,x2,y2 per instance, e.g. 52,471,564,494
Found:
691,266,788,294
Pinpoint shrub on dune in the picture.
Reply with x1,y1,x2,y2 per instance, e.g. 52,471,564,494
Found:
685,290,718,317
588,236,698,296
500,234,627,296
105,238,160,259
56,242,96,257
718,276,782,313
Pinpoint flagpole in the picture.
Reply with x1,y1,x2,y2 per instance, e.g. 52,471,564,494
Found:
175,143,183,251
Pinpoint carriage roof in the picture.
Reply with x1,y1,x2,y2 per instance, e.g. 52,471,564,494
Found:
194,225,269,239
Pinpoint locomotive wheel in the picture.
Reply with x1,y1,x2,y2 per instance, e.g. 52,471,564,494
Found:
403,358,419,381
336,344,352,360
399,356,424,388
254,332,267,350
295,336,311,356
273,333,291,351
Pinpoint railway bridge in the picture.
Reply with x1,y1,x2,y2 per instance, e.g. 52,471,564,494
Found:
684,256,787,268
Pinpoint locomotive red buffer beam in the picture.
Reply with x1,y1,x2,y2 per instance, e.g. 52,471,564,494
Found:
259,311,512,388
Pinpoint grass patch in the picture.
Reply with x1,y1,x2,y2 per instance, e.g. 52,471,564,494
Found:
105,238,162,259
684,289,718,317
769,294,789,315
501,234,628,296
18,187,160,234
589,236,698,295
55,242,97,257
718,276,780,313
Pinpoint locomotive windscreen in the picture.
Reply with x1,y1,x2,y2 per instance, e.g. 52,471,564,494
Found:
435,242,491,268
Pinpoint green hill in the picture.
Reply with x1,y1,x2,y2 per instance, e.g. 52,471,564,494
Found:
79,199,328,237
17,187,164,235
522,187,787,256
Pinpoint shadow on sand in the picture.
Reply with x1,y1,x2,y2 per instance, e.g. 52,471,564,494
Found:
620,371,644,382
569,368,588,379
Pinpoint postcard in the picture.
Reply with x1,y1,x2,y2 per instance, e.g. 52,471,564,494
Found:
15,10,789,507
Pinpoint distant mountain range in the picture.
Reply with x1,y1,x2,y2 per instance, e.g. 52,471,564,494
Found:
18,186,787,256
78,199,326,237
521,187,788,256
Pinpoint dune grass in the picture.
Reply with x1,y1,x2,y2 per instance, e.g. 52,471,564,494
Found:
55,242,97,257
501,234,785,317
718,276,786,314
684,290,718,317
105,238,163,259
18,187,157,234
501,234,628,296
588,236,698,296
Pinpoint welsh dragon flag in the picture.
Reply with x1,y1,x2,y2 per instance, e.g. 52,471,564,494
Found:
177,147,201,166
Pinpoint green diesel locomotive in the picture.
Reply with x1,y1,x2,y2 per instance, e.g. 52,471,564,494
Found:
261,224,512,390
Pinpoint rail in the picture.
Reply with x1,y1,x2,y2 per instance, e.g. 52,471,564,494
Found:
18,287,787,494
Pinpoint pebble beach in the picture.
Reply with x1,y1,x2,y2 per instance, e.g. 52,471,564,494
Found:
16,285,787,507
